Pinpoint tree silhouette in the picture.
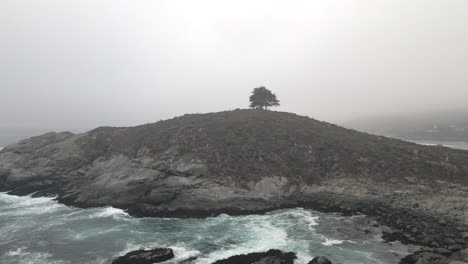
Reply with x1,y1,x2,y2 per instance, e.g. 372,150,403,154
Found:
249,87,280,110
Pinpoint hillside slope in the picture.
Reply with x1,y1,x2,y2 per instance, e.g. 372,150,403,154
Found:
0,110,467,248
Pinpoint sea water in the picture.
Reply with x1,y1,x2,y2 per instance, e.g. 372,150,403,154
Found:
0,192,413,264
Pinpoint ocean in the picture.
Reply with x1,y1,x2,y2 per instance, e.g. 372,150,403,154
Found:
0,192,412,264
408,140,468,150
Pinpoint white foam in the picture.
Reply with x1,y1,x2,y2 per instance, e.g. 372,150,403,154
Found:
322,239,345,246
0,192,66,216
6,247,29,257
69,226,125,241
3,249,67,264
91,206,129,219
306,216,319,229
196,215,290,264
169,244,202,263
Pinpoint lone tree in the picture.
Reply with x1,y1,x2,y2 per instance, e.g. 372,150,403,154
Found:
249,87,280,110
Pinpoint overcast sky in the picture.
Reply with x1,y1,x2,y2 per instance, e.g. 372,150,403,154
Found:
2,0,468,134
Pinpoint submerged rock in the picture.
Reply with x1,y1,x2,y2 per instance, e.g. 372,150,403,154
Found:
112,248,174,264
179,256,198,263
211,249,296,264
308,256,333,264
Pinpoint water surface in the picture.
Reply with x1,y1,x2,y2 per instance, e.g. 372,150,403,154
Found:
0,192,412,264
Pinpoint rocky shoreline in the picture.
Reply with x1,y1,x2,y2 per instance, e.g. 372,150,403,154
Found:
110,246,468,264
1,110,467,263
48,182,467,263
110,248,318,264
14,184,467,260
7,187,467,264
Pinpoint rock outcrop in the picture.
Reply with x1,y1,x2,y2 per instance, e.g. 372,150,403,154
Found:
308,256,332,264
399,248,468,264
0,110,467,259
112,248,174,264
211,249,296,264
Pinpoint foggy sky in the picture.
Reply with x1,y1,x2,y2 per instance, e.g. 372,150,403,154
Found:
2,0,468,135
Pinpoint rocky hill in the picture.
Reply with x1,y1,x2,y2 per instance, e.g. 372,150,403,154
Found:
0,110,467,252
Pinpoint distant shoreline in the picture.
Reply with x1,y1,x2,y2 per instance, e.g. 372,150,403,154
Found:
408,140,468,150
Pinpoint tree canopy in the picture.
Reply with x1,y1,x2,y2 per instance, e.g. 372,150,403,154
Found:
249,87,280,110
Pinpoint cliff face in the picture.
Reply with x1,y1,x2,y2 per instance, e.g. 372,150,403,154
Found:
0,110,467,227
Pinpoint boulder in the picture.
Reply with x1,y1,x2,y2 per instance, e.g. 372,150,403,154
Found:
449,244,465,252
0,167,10,184
179,256,198,263
462,233,468,242
211,249,296,264
112,248,174,264
382,231,416,245
308,256,333,264
450,248,468,262
433,248,453,256
399,251,449,264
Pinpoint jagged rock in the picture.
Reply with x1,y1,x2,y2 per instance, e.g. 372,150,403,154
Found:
308,256,333,264
462,233,468,242
450,248,468,262
449,244,465,252
211,249,296,264
112,248,174,264
179,256,198,263
0,167,10,185
174,161,208,176
433,248,453,256
399,251,449,264
382,231,416,245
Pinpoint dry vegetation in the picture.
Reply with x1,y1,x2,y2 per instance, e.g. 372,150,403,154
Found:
77,109,468,185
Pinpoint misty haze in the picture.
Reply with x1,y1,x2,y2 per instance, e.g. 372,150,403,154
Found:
1,1,467,264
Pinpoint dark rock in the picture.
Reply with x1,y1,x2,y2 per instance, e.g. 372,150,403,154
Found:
399,251,449,264
450,248,468,261
399,253,418,264
382,231,416,245
0,167,9,186
462,233,468,243
0,167,10,178
112,248,174,264
211,249,296,264
179,256,198,264
433,248,453,256
449,244,465,252
8,180,57,196
446,239,457,245
308,256,333,264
